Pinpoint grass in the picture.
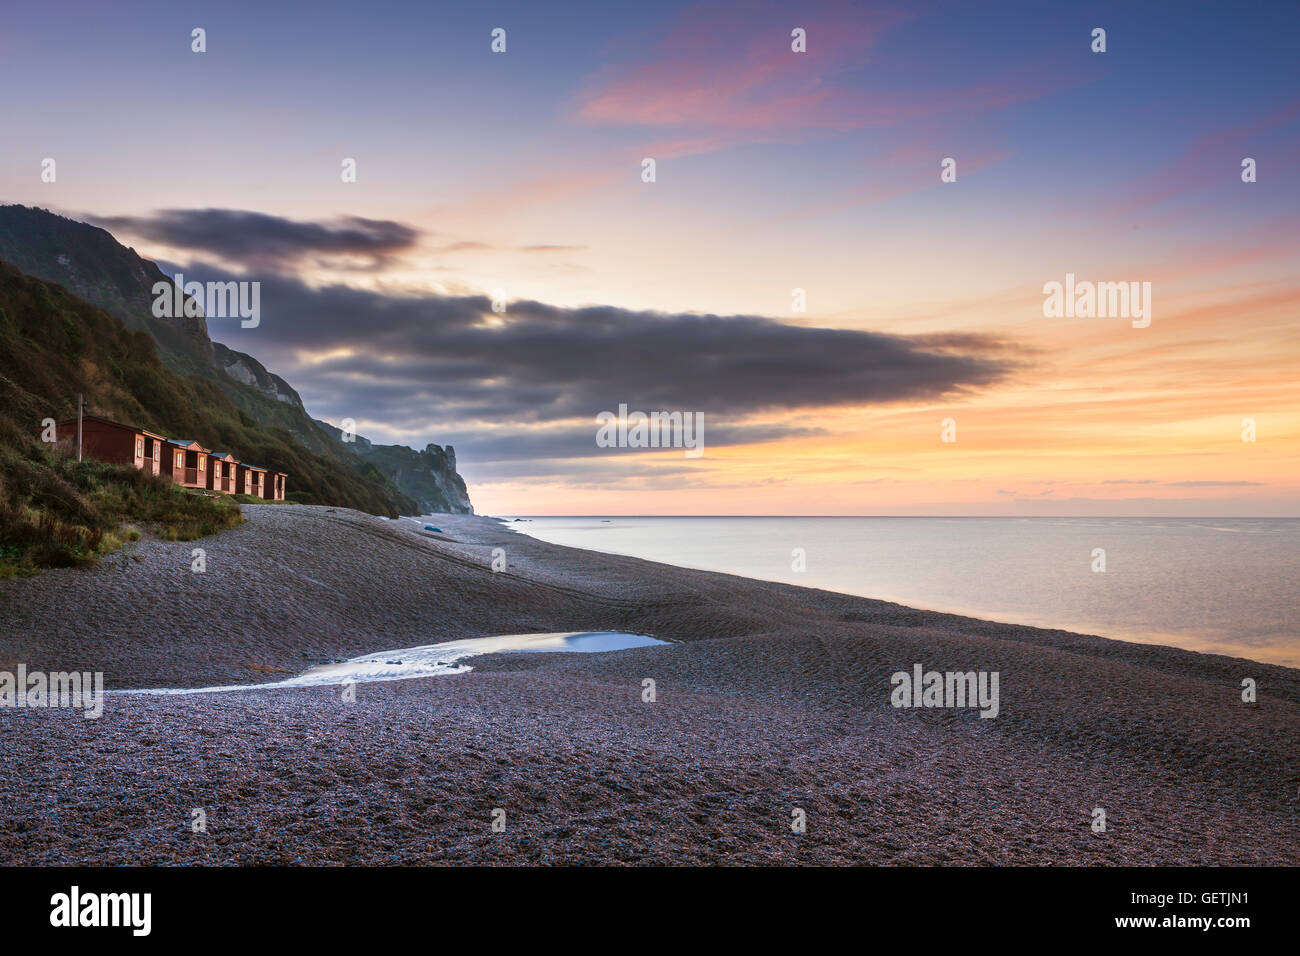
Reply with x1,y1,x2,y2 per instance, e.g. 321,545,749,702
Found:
0,441,243,577
0,256,415,518
0,255,417,577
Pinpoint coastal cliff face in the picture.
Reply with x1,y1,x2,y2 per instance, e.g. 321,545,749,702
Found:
212,343,305,409
0,205,472,516
363,443,473,515
0,206,337,457
315,421,473,514
0,257,427,571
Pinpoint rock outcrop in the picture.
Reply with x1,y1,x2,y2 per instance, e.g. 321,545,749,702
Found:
315,421,473,514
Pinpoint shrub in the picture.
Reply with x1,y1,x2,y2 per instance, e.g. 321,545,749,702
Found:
0,444,242,575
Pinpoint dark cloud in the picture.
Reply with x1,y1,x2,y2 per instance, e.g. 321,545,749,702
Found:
94,209,588,272
89,209,420,270
99,209,1006,477
382,422,828,466
208,270,1012,411
191,265,1019,479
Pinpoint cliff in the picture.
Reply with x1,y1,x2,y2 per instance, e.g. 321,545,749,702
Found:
315,421,473,514
0,205,476,515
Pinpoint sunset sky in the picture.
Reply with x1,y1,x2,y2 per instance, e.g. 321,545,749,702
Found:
2,0,1297,515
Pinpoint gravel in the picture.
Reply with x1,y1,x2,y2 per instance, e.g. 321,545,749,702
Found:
1,505,1296,865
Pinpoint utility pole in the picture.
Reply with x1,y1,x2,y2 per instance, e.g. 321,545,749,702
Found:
76,393,87,461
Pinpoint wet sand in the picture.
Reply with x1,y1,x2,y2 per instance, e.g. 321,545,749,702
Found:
1,505,1297,865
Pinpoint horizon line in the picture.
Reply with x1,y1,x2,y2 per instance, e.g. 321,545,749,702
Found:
477,514,1300,520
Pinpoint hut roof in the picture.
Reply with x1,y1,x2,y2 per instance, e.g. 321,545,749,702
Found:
56,415,165,440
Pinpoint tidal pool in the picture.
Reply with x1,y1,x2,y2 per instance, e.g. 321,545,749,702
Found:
118,631,668,695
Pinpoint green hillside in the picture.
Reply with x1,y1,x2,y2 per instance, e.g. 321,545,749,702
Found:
0,204,465,512
0,206,404,461
0,258,412,572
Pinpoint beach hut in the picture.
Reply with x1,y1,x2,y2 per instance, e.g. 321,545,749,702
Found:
236,463,269,498
140,430,165,476
206,452,239,493
50,416,166,476
161,439,210,489
43,416,289,497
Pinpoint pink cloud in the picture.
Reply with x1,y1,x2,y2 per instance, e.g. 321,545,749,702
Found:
573,1,914,135
432,1,1088,225
573,0,1084,154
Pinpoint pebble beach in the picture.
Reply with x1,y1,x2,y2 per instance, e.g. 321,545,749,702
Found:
1,505,1297,865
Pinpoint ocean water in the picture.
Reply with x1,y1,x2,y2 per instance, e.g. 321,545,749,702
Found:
510,517,1300,668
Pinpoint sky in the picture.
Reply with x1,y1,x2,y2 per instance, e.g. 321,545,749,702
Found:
2,0,1298,515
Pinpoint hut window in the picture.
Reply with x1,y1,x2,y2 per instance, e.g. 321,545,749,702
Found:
136,438,143,456
198,457,205,471
175,451,184,468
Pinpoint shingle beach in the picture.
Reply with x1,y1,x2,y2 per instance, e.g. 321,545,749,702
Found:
2,505,1296,865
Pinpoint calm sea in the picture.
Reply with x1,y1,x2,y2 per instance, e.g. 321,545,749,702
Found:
508,517,1300,668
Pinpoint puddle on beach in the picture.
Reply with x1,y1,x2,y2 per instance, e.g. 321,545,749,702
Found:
117,632,668,696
